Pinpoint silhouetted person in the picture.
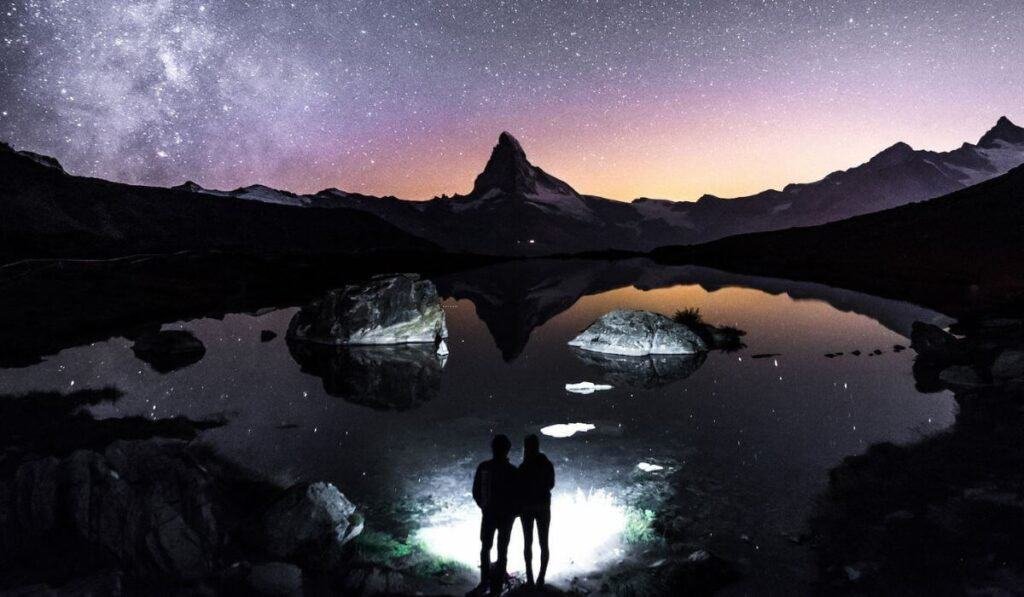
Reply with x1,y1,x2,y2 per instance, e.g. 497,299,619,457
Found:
472,434,518,595
519,434,555,587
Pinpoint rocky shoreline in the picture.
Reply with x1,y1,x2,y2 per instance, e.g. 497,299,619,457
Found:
810,317,1024,594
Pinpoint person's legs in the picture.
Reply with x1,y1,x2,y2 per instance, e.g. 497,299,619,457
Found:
537,507,551,586
479,513,496,589
521,512,536,584
491,514,514,594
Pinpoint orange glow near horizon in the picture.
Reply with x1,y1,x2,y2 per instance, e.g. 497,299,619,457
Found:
272,106,1022,202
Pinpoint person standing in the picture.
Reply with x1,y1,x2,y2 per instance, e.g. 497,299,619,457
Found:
519,434,555,588
471,434,518,595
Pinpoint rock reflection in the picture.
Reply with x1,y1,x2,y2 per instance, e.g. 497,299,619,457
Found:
287,341,445,410
573,348,707,389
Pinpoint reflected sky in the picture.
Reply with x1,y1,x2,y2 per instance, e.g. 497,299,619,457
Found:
0,271,957,590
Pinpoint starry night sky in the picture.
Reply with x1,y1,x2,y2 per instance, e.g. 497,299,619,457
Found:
1,0,1021,200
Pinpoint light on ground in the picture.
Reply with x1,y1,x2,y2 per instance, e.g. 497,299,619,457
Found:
414,487,628,579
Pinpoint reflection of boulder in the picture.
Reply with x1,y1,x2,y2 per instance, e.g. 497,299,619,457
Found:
573,348,706,389
131,329,206,373
569,309,707,356
287,342,444,410
287,274,447,345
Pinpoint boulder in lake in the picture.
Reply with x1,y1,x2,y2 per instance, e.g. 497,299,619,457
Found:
568,309,707,356
131,329,206,373
258,482,363,570
287,274,447,346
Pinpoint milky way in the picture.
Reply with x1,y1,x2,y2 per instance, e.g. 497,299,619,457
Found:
1,1,1021,199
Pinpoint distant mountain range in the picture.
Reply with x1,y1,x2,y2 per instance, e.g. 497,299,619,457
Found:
653,160,1024,315
173,117,1024,254
2,116,1022,259
0,142,436,260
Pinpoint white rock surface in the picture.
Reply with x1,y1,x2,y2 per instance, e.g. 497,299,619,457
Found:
287,274,447,346
565,381,613,394
568,309,707,356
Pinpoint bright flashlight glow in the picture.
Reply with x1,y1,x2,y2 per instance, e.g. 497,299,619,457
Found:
414,488,629,578
540,423,596,438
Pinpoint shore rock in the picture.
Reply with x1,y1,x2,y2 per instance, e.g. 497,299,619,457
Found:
258,482,363,570
609,550,739,595
910,322,966,364
131,329,206,373
244,561,303,596
569,309,707,356
938,366,987,389
286,274,447,346
0,439,222,582
991,350,1024,381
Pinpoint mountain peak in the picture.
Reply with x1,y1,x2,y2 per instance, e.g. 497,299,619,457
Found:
470,132,577,197
979,116,1024,148
175,180,205,193
867,141,916,168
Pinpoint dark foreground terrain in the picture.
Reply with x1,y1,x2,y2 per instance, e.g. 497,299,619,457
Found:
0,142,436,260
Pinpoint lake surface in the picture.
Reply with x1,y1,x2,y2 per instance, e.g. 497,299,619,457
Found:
0,259,958,593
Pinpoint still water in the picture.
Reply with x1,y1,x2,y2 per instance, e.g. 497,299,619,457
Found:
0,260,956,592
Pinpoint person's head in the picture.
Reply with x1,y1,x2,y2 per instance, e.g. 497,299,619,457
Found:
524,433,540,457
491,434,512,459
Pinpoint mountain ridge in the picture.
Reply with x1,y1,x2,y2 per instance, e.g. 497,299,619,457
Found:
4,116,1023,257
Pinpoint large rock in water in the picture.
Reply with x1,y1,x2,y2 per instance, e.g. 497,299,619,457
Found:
287,274,447,345
568,309,707,356
258,482,363,570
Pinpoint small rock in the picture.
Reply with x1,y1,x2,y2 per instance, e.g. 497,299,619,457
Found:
939,366,987,389
258,482,363,569
246,562,303,596
911,322,966,364
991,350,1024,381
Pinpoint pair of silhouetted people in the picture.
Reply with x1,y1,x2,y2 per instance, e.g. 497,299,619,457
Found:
472,433,555,595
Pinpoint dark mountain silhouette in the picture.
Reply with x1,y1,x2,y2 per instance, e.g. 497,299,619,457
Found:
5,117,1023,259
653,164,1024,316
0,142,437,261
174,118,1024,255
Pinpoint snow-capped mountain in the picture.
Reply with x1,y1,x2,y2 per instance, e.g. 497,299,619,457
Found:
53,116,1024,255
173,181,312,207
